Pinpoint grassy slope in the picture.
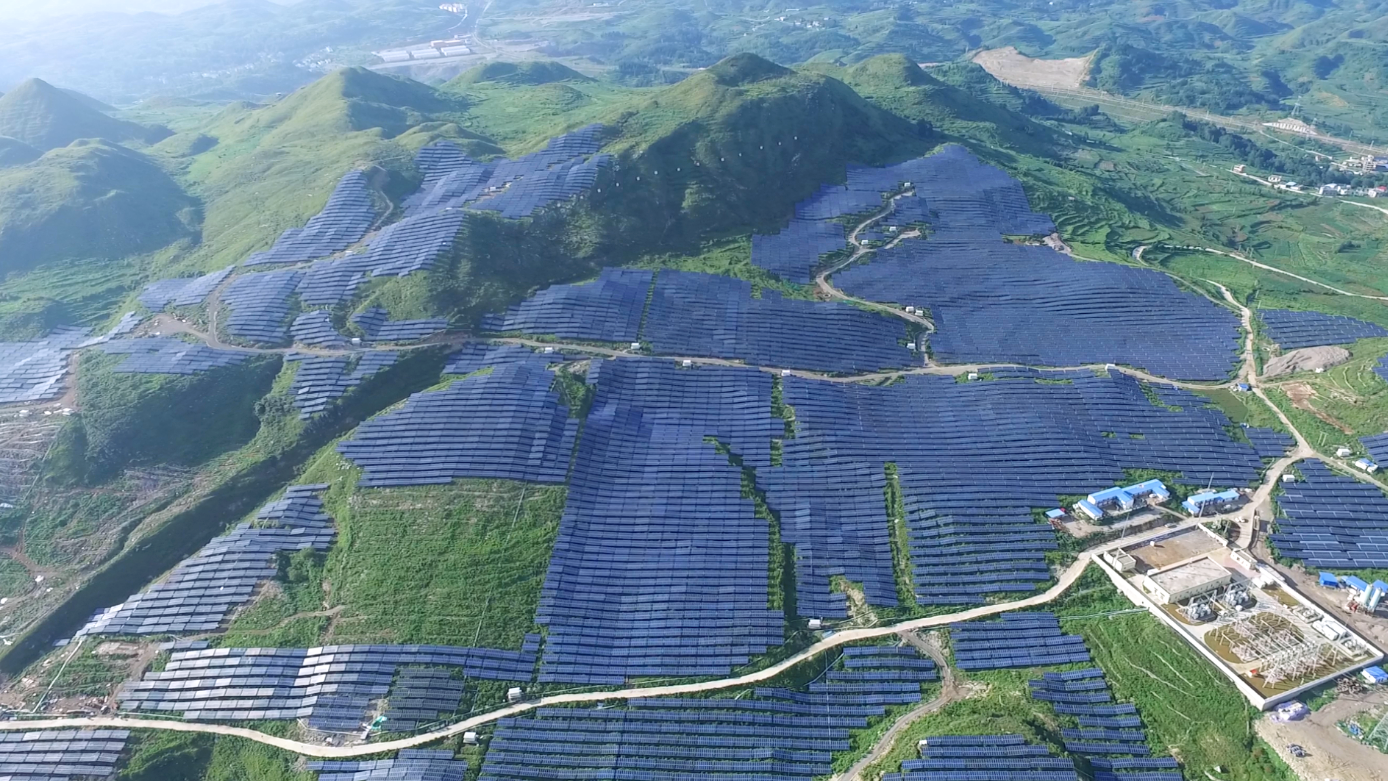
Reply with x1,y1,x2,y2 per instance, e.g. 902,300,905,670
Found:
217,438,567,650
0,78,168,152
0,141,196,274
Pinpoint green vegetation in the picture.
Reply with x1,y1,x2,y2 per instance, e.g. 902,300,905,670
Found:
58,353,281,483
279,449,567,648
1260,338,1388,442
200,726,313,781
1195,387,1287,432
631,238,814,299
0,140,195,274
117,732,214,781
0,78,168,151
0,554,32,598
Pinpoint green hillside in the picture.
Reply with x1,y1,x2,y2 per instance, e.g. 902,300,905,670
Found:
0,136,39,167
0,78,169,151
449,61,595,87
0,140,196,273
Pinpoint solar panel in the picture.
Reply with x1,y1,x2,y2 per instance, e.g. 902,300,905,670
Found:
950,612,1091,670
288,351,398,419
119,645,535,728
0,729,129,780
1258,309,1388,349
642,270,919,373
536,359,782,683
77,485,333,636
219,269,305,345
290,310,347,348
1271,459,1388,568
311,749,467,781
483,268,652,342
351,306,448,343
1360,433,1388,465
0,327,90,404
96,337,251,375
138,266,233,311
336,360,578,486
244,171,377,266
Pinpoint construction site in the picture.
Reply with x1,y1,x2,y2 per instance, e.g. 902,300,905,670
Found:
1097,523,1383,709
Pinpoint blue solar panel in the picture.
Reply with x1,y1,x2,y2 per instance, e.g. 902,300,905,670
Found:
78,485,333,635
244,171,376,266
219,269,305,345
751,218,847,285
138,266,233,311
337,360,578,486
311,749,467,780
643,270,918,373
536,359,782,683
1360,433,1388,465
97,337,250,375
288,351,398,419
483,268,653,342
290,310,347,347
351,306,448,343
1259,309,1388,349
0,729,130,779
950,612,1091,670
120,645,535,727
1272,459,1388,568
1245,425,1295,459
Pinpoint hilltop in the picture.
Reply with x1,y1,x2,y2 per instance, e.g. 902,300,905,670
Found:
0,140,195,273
448,61,594,87
0,78,169,151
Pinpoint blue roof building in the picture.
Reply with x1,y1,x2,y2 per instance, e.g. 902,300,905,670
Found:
1318,572,1340,588
1182,488,1241,515
1045,508,1067,520
1343,575,1370,592
1083,479,1171,519
1362,666,1387,685
1076,499,1103,521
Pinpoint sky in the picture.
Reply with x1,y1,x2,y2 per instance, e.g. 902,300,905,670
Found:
0,0,290,19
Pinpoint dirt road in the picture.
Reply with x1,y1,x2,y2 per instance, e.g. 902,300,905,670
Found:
1257,690,1388,781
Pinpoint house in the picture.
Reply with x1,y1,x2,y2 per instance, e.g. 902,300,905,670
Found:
1182,488,1241,515
1355,457,1379,474
1362,666,1388,685
1319,572,1340,588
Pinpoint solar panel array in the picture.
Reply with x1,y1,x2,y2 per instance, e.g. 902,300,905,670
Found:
444,343,571,375
288,352,398,419
1361,433,1388,465
1244,426,1295,459
829,644,938,684
482,268,653,342
837,236,1239,380
752,145,1054,284
381,667,468,732
351,307,448,343
310,750,467,781
643,270,918,373
407,125,610,220
337,360,578,486
0,327,90,404
290,311,347,348
0,729,129,781
360,207,467,278
884,734,1079,781
1272,459,1388,568
244,171,376,266
295,253,376,307
1030,669,1179,781
137,266,233,311
119,644,535,729
751,218,847,285
950,612,1091,670
95,337,250,375
481,667,927,781
220,269,305,345
536,359,782,683
1376,355,1388,385
1258,309,1388,349
76,485,334,636
769,369,1263,609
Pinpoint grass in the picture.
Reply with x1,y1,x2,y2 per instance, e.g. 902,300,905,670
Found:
629,237,816,299
0,553,32,598
1260,337,1388,442
116,731,215,781
305,451,566,649
199,725,314,781
1195,387,1288,431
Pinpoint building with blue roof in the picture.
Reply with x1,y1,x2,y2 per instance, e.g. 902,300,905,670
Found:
1318,572,1340,588
1079,479,1172,520
1182,488,1241,515
1362,666,1387,685
1342,575,1370,592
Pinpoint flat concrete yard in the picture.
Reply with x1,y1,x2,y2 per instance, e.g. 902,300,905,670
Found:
1125,527,1223,571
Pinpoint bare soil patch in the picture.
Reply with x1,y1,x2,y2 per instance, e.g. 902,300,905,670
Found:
1264,346,1351,378
971,47,1094,90
1282,382,1353,433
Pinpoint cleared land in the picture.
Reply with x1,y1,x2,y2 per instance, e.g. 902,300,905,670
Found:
970,47,1092,91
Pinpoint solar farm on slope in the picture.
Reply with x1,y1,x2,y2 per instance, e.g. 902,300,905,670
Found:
1272,459,1388,569
1258,309,1388,349
96,337,250,374
1029,668,1181,778
886,734,1079,781
77,485,334,636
